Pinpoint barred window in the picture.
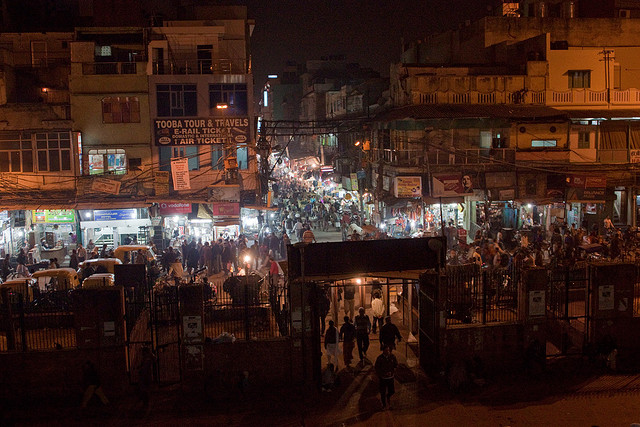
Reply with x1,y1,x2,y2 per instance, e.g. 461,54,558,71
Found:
0,131,72,173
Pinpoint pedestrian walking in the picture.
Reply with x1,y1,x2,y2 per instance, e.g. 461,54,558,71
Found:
342,282,356,320
302,226,316,243
375,345,398,410
371,291,385,334
324,320,340,367
380,316,402,351
354,307,371,362
81,360,110,408
339,316,356,368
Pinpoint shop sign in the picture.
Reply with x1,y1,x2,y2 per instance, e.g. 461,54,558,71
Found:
32,209,75,223
154,117,250,146
431,174,473,197
382,176,391,192
158,203,192,215
211,203,240,216
566,174,606,201
171,158,191,191
350,173,359,191
91,177,121,195
342,176,352,191
394,176,422,198
93,209,137,221
529,290,545,317
183,315,203,344
154,171,170,197
356,170,366,180
208,185,240,203
499,189,516,200
631,149,640,163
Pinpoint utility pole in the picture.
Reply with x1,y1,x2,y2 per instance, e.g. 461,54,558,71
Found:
599,49,615,108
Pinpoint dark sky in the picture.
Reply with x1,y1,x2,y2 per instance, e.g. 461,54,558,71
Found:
244,0,492,85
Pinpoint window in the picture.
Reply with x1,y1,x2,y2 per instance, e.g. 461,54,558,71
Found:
237,145,248,170
568,70,591,89
209,84,248,115
531,139,557,148
157,84,197,117
172,146,199,170
88,149,126,175
577,131,590,149
0,132,33,172
36,132,72,172
102,97,140,123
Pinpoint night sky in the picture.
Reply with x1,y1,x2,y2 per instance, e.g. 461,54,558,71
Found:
244,0,492,85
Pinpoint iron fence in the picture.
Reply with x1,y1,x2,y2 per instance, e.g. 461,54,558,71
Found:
0,292,75,352
444,264,519,326
204,273,289,341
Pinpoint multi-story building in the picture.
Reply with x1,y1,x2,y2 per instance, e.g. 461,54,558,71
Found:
370,7,640,238
0,4,258,255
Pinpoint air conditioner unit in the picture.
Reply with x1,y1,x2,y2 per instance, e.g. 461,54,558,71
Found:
619,9,631,18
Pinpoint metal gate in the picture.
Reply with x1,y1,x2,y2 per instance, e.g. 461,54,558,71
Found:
124,281,182,386
418,272,439,373
546,263,590,357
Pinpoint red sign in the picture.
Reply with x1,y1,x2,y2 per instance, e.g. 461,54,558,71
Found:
567,175,606,188
158,202,192,215
211,203,240,216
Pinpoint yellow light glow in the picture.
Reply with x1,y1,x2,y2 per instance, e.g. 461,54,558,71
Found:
216,103,229,109
355,278,362,285
243,255,251,263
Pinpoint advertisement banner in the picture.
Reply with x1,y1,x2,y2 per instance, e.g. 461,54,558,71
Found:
91,177,121,195
394,176,422,198
33,209,75,223
171,158,191,191
350,173,359,191
211,203,240,216
93,209,137,221
631,149,640,163
207,185,240,203
566,174,606,202
154,117,250,146
154,171,170,197
158,203,192,215
431,174,474,197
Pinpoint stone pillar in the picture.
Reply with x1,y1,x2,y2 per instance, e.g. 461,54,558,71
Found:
179,284,205,388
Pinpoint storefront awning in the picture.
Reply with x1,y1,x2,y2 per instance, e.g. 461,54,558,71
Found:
423,196,464,205
242,205,279,211
0,201,76,210
213,218,240,227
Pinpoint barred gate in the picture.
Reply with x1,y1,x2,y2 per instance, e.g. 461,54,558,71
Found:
546,264,590,357
418,272,439,373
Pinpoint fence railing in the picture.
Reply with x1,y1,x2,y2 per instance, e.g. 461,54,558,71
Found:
204,273,289,341
0,292,75,352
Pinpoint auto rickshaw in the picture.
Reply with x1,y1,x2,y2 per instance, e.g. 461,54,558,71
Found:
113,245,156,264
81,273,115,289
31,268,80,292
0,277,37,302
77,257,122,279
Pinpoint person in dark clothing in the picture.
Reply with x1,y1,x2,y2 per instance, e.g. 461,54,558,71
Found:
339,316,356,367
1,254,11,281
380,316,402,351
318,287,331,334
137,346,156,410
100,244,108,258
375,345,398,410
81,360,109,407
354,307,371,362
69,249,79,270
342,283,356,320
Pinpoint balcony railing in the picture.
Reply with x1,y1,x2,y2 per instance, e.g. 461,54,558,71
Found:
82,62,139,75
411,88,640,107
151,59,247,75
373,148,515,167
598,149,629,164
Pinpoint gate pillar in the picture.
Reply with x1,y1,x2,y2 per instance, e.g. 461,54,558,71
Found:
179,284,204,387
519,268,548,366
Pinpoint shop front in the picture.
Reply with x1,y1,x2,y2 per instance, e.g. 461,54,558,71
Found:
31,209,77,262
79,208,151,248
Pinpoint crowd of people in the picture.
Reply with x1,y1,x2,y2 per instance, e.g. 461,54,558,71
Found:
446,216,640,270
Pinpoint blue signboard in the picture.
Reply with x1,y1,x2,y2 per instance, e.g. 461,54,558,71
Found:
94,209,137,221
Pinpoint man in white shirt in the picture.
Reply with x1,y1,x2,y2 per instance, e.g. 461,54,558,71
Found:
371,291,385,334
